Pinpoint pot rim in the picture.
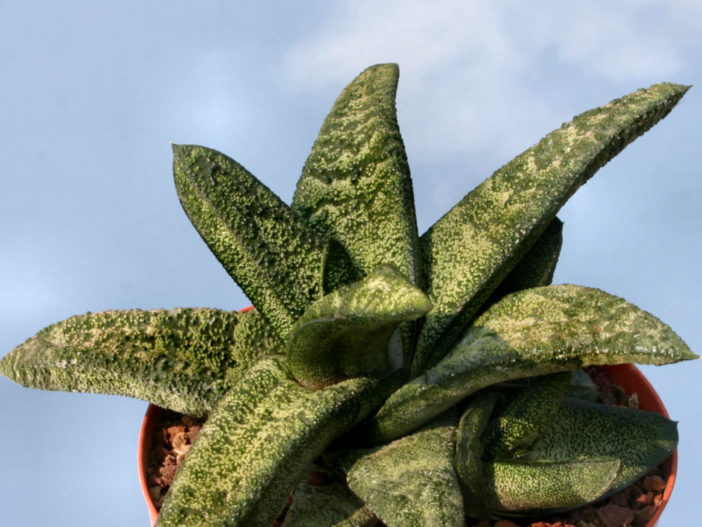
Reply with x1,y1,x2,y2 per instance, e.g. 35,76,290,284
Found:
137,363,677,527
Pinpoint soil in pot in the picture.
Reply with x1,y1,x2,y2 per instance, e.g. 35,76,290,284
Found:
141,365,675,527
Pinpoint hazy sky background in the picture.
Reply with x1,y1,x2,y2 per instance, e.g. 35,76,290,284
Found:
1,2,700,525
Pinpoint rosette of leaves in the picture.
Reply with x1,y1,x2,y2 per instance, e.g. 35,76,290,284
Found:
0,64,697,527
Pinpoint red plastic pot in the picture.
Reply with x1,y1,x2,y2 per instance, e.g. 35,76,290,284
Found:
137,363,677,526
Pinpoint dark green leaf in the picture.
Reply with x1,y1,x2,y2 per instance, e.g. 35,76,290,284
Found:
323,237,363,294
173,144,327,340
483,458,620,513
484,371,572,458
293,64,420,287
0,308,280,416
292,64,421,361
368,284,696,443
414,83,690,374
482,217,563,311
157,357,401,527
454,393,500,519
525,398,678,497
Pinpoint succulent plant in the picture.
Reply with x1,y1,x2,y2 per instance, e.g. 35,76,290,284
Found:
0,64,697,527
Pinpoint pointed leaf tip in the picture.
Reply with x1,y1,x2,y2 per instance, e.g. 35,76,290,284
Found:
173,144,329,340
414,80,691,374
371,284,696,442
293,60,418,290
293,61,420,363
0,308,283,416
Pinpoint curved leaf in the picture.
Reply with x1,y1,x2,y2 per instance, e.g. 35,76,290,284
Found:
0,308,281,416
525,398,678,496
414,82,690,374
292,64,420,288
288,265,432,389
292,63,421,362
456,395,676,516
173,144,327,340
157,357,402,527
368,284,696,443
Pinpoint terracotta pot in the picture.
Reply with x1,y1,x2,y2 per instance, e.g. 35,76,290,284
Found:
137,363,677,526
600,364,677,527
138,403,164,526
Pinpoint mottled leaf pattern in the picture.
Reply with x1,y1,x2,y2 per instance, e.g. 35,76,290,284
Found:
414,82,690,375
293,64,421,363
288,265,432,389
173,144,327,340
157,357,401,527
369,284,696,443
0,308,281,416
293,64,420,287
454,393,500,519
455,393,676,516
336,414,463,527
526,398,678,496
0,65,695,524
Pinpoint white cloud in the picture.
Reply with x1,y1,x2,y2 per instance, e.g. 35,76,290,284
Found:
284,0,695,173
287,1,689,87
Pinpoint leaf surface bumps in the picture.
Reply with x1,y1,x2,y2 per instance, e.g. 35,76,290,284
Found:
293,64,420,287
336,414,463,527
369,284,696,442
157,357,400,527
414,82,690,374
0,308,280,416
173,144,328,340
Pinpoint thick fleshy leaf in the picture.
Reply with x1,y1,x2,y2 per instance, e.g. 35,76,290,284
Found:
335,414,463,527
173,144,328,340
367,284,697,443
292,64,421,362
0,308,281,416
525,398,678,497
484,371,572,458
483,458,620,513
157,357,402,527
287,265,432,389
282,479,378,527
414,82,690,375
292,64,420,288
456,395,675,516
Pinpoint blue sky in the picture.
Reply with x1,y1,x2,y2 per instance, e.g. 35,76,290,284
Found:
1,2,700,525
